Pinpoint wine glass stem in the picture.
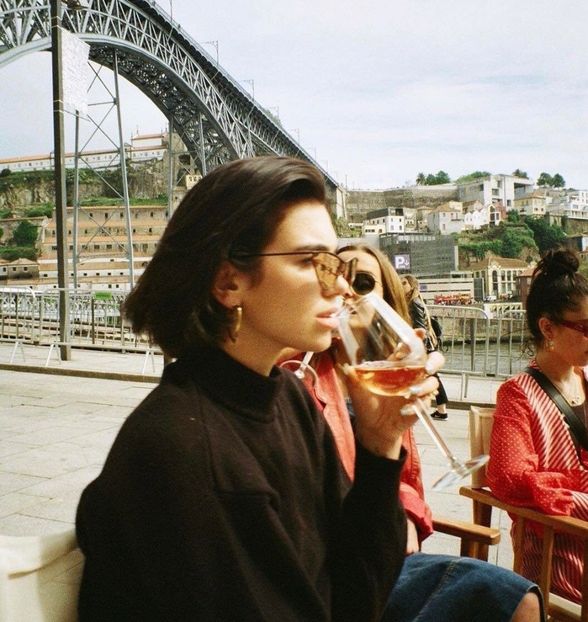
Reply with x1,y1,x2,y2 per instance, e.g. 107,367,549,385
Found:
295,351,314,378
413,397,460,466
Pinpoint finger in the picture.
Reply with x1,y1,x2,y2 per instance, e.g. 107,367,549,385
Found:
409,375,439,398
414,327,427,340
424,350,445,374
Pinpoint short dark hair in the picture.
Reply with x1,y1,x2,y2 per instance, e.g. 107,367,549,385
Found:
124,156,326,357
526,246,588,349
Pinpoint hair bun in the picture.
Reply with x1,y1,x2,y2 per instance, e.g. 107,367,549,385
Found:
537,247,579,279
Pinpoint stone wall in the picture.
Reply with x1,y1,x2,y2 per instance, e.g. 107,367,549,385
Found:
345,184,459,221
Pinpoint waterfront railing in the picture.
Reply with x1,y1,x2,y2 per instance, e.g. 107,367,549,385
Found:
1,289,530,382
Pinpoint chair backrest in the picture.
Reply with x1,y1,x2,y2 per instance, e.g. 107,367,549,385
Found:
469,405,495,489
0,529,83,622
466,405,588,621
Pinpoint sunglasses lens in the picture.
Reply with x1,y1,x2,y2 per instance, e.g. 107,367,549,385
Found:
313,253,341,289
352,272,376,295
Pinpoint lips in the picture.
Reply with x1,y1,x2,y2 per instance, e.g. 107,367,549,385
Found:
316,309,340,330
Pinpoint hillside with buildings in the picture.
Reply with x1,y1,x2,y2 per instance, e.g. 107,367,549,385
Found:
1,138,587,301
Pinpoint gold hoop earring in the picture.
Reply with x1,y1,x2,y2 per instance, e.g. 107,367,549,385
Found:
228,305,242,342
546,339,555,351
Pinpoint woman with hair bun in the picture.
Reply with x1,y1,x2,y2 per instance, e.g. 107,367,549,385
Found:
488,246,588,604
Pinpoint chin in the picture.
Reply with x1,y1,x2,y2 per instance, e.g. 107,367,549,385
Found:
307,335,332,354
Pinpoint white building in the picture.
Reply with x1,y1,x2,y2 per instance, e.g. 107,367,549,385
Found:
362,207,405,235
462,200,490,230
0,132,168,173
426,201,463,235
457,174,534,211
549,190,588,220
469,253,530,299
514,190,549,218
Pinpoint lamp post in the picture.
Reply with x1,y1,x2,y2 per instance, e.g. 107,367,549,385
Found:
241,79,255,100
50,0,71,360
202,40,219,65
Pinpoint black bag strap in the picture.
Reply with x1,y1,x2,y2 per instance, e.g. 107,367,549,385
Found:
525,366,588,452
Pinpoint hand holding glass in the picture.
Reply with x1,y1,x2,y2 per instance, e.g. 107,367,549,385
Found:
336,292,488,490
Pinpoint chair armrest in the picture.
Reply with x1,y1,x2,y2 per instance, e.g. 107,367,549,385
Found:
459,486,588,539
433,515,501,545
432,514,500,559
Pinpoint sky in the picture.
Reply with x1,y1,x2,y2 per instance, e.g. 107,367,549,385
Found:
1,0,587,190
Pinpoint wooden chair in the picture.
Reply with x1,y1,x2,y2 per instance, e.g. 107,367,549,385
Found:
431,515,501,559
460,406,588,622
0,529,83,621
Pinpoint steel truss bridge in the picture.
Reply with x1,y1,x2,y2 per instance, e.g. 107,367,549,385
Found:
0,0,338,188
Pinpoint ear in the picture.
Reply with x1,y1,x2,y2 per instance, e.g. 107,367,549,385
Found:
537,316,554,341
212,260,245,308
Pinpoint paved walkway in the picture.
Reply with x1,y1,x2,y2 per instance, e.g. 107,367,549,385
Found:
0,341,513,569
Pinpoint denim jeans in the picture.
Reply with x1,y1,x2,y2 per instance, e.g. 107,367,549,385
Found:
382,553,544,622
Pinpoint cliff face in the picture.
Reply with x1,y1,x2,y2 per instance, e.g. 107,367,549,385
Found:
0,176,104,211
0,159,167,210
0,179,54,210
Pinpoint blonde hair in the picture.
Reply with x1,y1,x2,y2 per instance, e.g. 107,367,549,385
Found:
337,244,410,324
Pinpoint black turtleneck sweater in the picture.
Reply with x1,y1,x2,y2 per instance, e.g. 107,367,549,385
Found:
76,347,407,621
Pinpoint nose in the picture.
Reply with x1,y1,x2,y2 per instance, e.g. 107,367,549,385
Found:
333,273,352,297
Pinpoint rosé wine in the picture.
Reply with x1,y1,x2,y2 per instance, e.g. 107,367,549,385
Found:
353,360,427,396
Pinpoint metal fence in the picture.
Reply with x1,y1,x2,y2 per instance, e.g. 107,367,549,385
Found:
0,288,149,351
430,303,529,380
1,289,530,380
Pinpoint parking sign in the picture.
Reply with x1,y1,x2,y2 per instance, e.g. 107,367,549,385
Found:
394,254,410,271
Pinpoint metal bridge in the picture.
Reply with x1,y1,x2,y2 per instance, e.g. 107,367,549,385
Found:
0,0,338,186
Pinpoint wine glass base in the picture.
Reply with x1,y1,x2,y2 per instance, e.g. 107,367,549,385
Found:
431,454,489,491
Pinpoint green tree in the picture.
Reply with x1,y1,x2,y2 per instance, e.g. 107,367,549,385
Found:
0,246,38,261
537,172,553,187
523,217,566,253
435,170,451,184
511,169,529,179
25,206,53,218
12,220,38,246
416,172,426,185
552,173,566,188
422,170,451,185
455,171,490,183
500,227,537,258
331,216,358,237
506,210,521,223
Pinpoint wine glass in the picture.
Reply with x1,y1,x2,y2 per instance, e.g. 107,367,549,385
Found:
336,292,488,490
279,351,318,386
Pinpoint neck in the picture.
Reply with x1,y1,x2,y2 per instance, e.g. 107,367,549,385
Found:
220,335,279,377
535,349,577,383
535,349,585,405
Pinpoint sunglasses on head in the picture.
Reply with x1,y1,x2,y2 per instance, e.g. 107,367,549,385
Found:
351,271,381,296
231,250,357,292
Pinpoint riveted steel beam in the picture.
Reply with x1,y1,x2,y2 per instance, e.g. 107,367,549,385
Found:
0,0,338,188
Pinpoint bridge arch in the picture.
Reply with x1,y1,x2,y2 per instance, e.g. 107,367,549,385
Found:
0,0,338,187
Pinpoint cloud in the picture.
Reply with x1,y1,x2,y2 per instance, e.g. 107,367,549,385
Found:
1,0,587,190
